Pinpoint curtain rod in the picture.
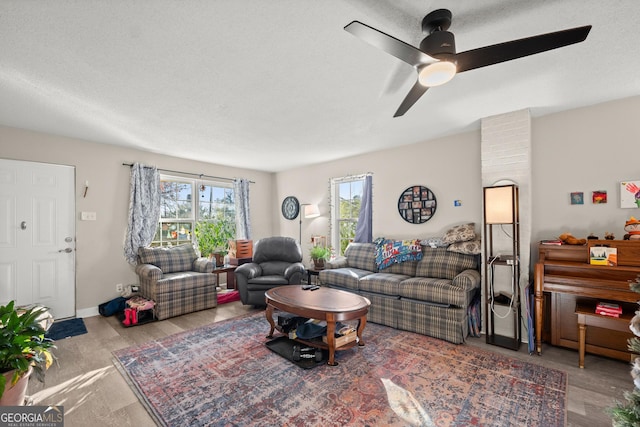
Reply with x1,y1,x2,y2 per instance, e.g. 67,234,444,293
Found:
122,163,255,184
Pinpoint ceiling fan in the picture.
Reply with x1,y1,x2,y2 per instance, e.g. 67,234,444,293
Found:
344,9,591,117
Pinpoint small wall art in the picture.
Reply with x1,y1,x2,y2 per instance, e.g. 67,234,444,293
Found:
570,192,584,205
592,190,607,204
620,180,640,208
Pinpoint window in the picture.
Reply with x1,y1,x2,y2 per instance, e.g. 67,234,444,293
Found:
330,176,364,255
152,175,235,250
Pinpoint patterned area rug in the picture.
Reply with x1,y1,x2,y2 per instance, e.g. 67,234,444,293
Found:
113,312,567,426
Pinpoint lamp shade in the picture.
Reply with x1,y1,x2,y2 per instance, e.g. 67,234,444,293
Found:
304,204,320,218
418,61,456,87
484,185,517,224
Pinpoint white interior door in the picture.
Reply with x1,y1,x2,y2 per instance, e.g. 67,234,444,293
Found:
0,159,76,319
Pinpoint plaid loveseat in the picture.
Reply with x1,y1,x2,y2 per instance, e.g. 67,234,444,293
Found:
135,244,217,320
318,242,480,344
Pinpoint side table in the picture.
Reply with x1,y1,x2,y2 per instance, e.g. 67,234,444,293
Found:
306,268,322,286
213,265,238,290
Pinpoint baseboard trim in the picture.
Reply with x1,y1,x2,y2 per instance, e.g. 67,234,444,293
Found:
77,306,99,318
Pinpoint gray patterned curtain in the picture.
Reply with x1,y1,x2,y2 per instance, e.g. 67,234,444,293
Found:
234,178,251,239
124,163,161,264
354,174,373,243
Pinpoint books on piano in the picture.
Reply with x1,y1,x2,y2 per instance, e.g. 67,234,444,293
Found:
596,302,622,317
540,239,562,245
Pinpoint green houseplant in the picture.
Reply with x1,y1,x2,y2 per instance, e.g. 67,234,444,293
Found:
309,246,332,269
0,301,55,405
194,219,235,266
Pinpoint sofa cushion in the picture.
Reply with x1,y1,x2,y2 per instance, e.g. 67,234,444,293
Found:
247,276,290,286
416,247,478,280
399,276,475,307
344,243,378,272
385,259,418,276
253,236,302,263
359,273,410,296
260,261,292,276
138,244,197,273
153,271,216,295
441,223,476,244
318,268,371,291
374,238,422,270
421,237,448,248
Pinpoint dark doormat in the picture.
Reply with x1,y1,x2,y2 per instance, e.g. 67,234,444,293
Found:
46,318,87,340
265,336,328,369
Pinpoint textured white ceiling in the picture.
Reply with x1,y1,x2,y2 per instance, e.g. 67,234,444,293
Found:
1,1,639,172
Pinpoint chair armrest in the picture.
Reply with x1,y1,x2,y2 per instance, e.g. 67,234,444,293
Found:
325,256,348,269
452,269,481,291
284,262,305,281
235,263,262,280
135,264,163,282
193,257,214,273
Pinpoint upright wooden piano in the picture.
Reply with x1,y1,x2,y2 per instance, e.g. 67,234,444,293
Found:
534,240,640,361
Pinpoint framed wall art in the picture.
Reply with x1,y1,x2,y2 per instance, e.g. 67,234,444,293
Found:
592,190,607,204
397,185,437,224
621,181,640,208
570,192,584,205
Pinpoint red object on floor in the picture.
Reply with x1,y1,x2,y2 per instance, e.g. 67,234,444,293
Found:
217,290,240,304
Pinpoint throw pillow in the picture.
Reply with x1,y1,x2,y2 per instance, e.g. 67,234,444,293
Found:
448,239,482,255
420,237,448,248
442,223,476,244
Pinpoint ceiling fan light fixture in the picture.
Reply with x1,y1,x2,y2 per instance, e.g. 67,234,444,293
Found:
418,61,456,87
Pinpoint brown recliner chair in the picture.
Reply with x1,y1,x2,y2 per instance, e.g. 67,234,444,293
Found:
235,236,305,305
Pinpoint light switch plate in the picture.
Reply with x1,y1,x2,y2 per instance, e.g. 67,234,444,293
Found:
81,211,97,221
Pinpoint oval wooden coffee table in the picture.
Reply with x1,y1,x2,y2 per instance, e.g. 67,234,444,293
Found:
265,286,370,366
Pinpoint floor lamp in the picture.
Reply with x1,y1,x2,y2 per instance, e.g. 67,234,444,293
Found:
483,184,521,350
299,204,320,243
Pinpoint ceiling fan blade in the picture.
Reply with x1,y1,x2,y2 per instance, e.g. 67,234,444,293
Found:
345,21,435,67
394,80,429,117
454,25,591,73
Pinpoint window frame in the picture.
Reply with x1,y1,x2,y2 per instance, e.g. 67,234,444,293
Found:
330,175,366,256
152,174,235,248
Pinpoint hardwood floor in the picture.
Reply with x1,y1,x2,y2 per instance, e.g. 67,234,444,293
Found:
28,301,631,427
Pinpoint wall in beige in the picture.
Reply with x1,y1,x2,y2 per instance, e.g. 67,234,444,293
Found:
531,95,640,256
276,130,483,264
0,125,274,316
2,95,639,316
277,95,640,269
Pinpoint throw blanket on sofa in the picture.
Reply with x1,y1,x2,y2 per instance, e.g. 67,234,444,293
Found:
374,237,422,269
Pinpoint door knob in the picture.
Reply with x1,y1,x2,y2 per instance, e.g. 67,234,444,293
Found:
58,248,73,253
20,221,27,230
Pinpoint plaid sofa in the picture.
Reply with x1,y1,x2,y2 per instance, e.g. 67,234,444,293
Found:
135,244,217,320
318,242,481,344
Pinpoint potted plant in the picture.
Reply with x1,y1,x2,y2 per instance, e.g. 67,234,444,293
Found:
194,218,235,266
309,245,332,270
0,301,55,406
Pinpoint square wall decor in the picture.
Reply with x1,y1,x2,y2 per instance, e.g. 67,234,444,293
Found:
570,192,584,205
592,190,607,204
621,181,640,208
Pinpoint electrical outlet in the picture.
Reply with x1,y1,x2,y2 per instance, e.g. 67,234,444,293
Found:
116,283,123,293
